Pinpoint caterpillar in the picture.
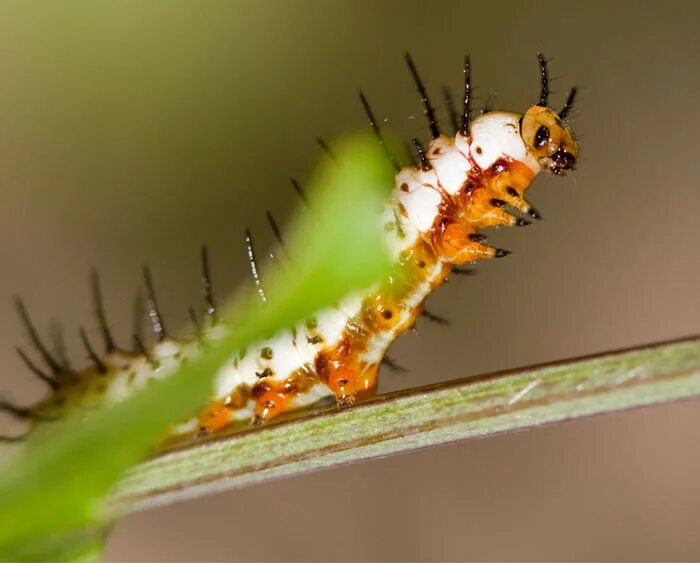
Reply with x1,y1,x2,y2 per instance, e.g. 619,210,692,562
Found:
1,53,578,442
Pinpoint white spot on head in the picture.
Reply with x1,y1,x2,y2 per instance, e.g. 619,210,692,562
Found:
469,111,538,172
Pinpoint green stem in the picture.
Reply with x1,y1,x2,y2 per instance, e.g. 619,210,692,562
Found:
108,335,700,515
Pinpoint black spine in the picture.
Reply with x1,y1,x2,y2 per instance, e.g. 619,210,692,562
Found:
460,55,472,137
537,52,549,107
559,88,578,119
201,245,217,322
359,91,400,172
405,53,440,138
245,229,267,303
79,327,107,374
90,269,117,354
265,211,285,249
290,177,310,208
16,347,58,389
15,298,63,375
421,309,450,325
411,138,432,172
143,266,167,341
316,137,337,162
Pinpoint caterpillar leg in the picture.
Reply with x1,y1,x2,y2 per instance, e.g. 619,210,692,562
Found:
327,363,378,408
250,368,321,425
432,219,509,265
251,384,294,425
197,385,250,435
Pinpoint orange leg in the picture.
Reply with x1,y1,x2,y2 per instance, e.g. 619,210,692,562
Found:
249,368,319,424
251,387,294,425
432,219,505,265
197,401,232,435
197,385,250,435
326,362,378,408
197,380,301,430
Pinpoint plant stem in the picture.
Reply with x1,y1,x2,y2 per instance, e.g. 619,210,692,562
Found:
108,335,700,515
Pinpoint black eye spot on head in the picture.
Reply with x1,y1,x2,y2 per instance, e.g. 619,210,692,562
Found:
534,125,550,148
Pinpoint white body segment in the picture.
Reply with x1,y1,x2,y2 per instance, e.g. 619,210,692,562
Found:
469,112,539,172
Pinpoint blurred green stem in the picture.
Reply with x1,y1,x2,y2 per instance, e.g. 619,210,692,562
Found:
109,335,700,515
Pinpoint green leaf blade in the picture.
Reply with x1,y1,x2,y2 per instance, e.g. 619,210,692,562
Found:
0,133,394,558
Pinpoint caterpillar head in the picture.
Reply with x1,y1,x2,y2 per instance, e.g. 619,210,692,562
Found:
520,54,578,176
520,105,578,176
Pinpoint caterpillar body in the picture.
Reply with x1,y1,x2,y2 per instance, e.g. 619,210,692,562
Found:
3,54,578,442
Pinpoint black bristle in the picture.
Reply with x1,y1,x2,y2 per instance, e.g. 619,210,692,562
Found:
15,298,63,375
559,87,578,120
411,138,432,172
188,307,203,341
316,137,337,162
359,91,400,172
495,249,511,258
290,177,310,208
201,245,217,322
537,52,549,107
381,355,407,374
405,52,440,138
265,211,285,249
460,55,472,137
90,269,117,354
528,207,543,220
132,334,158,369
49,321,72,372
452,267,476,275
421,309,450,326
142,266,167,342
245,228,267,303
0,400,32,419
132,289,145,345
79,327,107,374
16,347,59,389
506,186,520,198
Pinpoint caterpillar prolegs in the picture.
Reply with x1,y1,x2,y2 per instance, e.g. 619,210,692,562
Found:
2,53,579,441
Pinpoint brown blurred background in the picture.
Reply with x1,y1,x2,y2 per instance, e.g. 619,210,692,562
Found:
0,1,698,560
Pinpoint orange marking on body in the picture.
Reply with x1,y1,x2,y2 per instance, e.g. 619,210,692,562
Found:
252,388,293,423
327,365,361,405
198,400,231,434
250,369,316,423
196,385,250,434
